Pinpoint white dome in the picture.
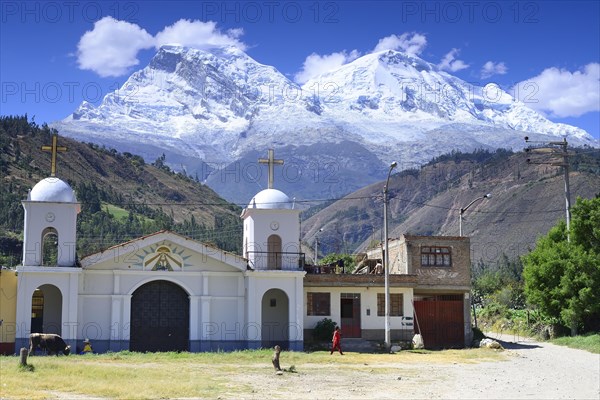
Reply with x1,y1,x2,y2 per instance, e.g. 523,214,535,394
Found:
248,189,293,210
29,177,77,203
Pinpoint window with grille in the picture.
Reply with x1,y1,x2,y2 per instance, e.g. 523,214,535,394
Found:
420,246,452,267
307,292,331,316
377,293,403,316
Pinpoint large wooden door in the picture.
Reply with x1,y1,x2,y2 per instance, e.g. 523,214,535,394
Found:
414,297,464,349
340,293,361,338
130,280,189,352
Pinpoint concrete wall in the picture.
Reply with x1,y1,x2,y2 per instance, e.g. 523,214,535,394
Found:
405,235,471,288
368,235,471,289
0,269,17,354
303,286,414,342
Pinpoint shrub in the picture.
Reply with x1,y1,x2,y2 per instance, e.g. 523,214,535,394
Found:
312,318,337,342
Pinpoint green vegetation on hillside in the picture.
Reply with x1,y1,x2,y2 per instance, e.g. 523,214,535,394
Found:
0,115,242,267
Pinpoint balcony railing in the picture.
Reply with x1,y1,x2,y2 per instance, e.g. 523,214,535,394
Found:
247,251,305,271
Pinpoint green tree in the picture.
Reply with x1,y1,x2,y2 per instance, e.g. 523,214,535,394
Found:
522,197,600,335
571,195,600,252
318,253,356,273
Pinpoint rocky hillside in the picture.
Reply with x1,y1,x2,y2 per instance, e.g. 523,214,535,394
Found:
301,148,600,265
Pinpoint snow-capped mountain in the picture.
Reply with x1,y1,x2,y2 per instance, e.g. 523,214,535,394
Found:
53,46,597,204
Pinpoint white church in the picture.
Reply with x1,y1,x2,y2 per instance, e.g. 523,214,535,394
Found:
2,141,472,353
12,147,307,353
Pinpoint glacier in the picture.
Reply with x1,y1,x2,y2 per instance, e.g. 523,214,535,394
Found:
52,45,597,204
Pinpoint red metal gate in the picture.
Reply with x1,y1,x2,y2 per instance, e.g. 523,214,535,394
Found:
414,298,464,349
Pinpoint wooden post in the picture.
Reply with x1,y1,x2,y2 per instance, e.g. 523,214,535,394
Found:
19,347,28,366
272,345,281,371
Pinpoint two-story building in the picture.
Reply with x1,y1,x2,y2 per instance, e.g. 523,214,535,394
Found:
365,235,472,348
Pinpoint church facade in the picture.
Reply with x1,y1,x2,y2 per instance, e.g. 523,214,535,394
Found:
11,182,306,353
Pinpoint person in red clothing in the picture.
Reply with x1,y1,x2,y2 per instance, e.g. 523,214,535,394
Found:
330,326,344,355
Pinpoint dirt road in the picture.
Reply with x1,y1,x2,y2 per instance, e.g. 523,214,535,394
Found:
237,333,600,400
439,333,600,399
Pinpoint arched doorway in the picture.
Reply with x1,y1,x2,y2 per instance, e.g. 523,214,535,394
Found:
31,284,62,334
130,280,189,352
261,289,289,349
267,235,282,270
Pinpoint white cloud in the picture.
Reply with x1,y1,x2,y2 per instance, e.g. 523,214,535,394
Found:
294,50,360,84
481,61,508,79
77,16,154,77
294,32,428,84
373,33,427,56
77,18,247,77
438,48,469,72
514,63,600,118
155,19,246,51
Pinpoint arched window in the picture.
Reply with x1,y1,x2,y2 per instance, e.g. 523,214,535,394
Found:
267,235,282,270
41,227,59,266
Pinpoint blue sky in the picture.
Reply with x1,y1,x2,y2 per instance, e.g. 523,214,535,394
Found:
1,0,599,141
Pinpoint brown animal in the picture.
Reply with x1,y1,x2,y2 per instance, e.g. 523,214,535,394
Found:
29,333,71,356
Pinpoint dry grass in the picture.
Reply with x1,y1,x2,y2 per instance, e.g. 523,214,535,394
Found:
0,348,506,399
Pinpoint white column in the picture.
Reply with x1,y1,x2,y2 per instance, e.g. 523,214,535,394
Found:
245,276,258,329
122,295,131,341
237,276,245,330
15,273,33,340
294,276,304,341
189,295,200,341
201,297,211,340
63,271,80,340
110,295,123,341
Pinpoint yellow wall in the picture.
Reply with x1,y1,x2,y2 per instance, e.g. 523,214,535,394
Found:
0,269,18,347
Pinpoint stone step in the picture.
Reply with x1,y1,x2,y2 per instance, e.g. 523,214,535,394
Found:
338,338,381,353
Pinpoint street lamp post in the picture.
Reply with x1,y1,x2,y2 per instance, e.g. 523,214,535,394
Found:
459,194,491,236
383,161,397,351
314,228,323,265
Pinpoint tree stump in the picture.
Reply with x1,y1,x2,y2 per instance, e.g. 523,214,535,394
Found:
272,345,281,371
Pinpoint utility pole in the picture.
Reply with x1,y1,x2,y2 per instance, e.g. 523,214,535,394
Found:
383,161,397,352
525,137,572,241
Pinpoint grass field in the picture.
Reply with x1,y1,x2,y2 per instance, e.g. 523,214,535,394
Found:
551,333,600,354
102,203,130,220
103,203,153,223
0,348,505,399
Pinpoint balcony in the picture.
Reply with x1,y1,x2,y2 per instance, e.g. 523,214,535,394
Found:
246,251,305,271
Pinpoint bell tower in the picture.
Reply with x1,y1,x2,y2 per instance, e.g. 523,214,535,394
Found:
22,134,80,267
241,149,301,270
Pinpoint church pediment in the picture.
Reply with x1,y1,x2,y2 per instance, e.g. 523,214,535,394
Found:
81,231,246,272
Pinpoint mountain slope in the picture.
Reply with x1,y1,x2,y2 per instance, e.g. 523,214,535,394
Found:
0,116,242,265
300,149,600,264
53,46,598,204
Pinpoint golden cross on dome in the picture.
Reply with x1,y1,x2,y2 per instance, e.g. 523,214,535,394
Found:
41,134,67,177
258,149,284,189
